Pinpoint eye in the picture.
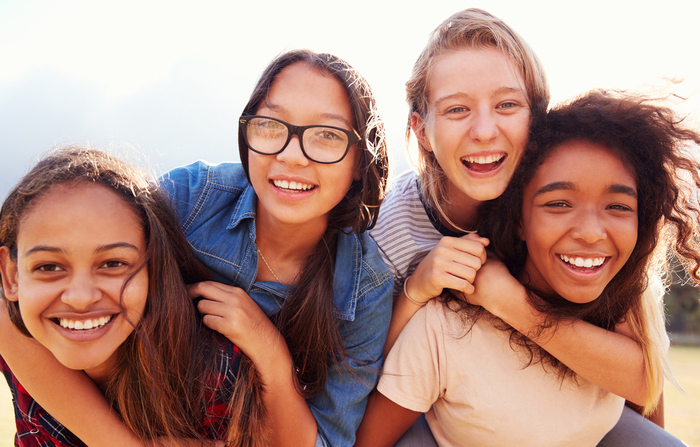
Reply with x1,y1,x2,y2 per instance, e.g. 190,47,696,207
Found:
35,264,64,272
446,106,467,114
319,129,342,141
497,101,520,110
607,203,635,212
101,260,128,269
544,201,570,208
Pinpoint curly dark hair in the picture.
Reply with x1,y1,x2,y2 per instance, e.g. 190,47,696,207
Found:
445,89,700,378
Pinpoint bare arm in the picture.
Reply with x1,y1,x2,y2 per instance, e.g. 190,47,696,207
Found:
191,281,317,447
468,259,648,405
383,234,488,356
354,390,421,447
0,303,145,447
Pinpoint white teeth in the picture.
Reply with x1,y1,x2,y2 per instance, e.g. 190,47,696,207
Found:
463,154,504,165
273,180,314,191
60,315,112,331
560,255,605,268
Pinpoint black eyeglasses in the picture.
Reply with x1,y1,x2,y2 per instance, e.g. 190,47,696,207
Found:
239,115,361,164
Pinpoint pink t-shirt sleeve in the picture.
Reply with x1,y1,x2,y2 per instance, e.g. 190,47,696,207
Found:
377,300,446,413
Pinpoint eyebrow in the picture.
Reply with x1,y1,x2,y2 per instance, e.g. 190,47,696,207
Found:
24,242,141,257
262,103,354,129
534,182,638,199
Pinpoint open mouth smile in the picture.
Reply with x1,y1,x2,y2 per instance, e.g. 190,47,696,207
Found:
461,154,506,172
57,315,114,331
559,254,607,272
272,179,316,193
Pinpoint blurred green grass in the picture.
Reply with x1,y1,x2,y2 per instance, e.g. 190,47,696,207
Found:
0,346,697,446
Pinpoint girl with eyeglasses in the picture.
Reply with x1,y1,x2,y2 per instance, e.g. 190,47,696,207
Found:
367,8,682,446
0,50,392,447
358,90,697,446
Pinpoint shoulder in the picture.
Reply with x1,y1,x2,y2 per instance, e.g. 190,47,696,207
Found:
159,161,252,232
160,160,249,199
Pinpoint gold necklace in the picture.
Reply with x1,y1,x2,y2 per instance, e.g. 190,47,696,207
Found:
258,247,282,284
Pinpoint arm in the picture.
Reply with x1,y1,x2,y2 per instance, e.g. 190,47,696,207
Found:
0,303,144,447
191,282,317,447
383,233,488,356
467,259,648,405
354,390,421,447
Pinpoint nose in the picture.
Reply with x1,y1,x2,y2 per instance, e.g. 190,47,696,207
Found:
469,110,499,143
571,209,607,244
61,271,101,310
276,135,310,167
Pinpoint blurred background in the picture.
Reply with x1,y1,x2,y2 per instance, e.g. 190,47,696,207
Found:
0,0,698,444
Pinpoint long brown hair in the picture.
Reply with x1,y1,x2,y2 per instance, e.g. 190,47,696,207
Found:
472,90,700,413
0,147,268,446
238,49,389,396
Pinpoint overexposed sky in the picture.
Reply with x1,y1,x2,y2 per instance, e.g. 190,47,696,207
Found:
1,0,699,199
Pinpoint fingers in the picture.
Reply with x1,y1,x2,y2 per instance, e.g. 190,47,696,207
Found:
187,281,243,302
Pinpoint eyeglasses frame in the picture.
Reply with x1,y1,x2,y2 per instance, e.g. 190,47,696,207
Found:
239,115,361,164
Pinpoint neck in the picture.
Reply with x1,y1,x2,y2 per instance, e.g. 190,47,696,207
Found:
255,203,327,284
437,182,482,232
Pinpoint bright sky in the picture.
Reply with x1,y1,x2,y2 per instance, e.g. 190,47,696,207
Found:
1,0,699,199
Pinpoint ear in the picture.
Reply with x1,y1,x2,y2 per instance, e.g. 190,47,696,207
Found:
411,111,432,153
0,246,19,302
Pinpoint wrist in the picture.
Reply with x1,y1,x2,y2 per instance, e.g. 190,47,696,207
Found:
403,276,428,307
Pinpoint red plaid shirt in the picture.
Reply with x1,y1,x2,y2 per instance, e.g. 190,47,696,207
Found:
1,342,241,446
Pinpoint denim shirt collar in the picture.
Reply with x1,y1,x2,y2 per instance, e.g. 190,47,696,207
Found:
225,182,361,320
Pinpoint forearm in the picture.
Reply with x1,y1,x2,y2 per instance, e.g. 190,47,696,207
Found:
253,331,317,447
383,289,425,357
0,310,142,447
492,293,647,404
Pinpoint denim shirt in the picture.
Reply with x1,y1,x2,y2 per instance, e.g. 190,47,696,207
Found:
160,161,393,447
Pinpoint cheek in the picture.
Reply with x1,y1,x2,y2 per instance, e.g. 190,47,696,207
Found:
122,270,149,322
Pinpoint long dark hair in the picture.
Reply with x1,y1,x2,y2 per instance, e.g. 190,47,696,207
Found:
465,90,700,409
238,49,389,396
0,147,268,446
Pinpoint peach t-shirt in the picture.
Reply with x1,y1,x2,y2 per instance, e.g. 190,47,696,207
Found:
378,300,625,447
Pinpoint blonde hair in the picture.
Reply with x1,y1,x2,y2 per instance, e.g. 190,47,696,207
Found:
406,8,549,228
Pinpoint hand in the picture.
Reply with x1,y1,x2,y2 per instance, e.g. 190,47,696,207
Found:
405,233,489,304
188,281,281,360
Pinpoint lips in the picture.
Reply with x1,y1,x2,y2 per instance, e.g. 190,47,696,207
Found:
461,154,505,172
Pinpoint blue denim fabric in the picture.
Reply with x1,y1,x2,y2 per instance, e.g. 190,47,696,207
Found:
161,161,393,447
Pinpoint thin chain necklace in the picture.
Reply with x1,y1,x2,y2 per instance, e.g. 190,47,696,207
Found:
258,247,282,284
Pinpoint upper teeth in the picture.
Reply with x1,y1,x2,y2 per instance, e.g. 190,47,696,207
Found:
273,180,314,191
560,255,605,268
463,154,504,164
60,315,112,330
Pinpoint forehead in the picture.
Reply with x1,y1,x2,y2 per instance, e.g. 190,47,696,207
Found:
260,62,354,127
18,182,144,246
532,140,636,186
426,46,526,103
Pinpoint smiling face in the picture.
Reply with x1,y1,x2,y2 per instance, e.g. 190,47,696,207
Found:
415,46,531,209
0,182,148,384
247,62,360,233
519,141,638,303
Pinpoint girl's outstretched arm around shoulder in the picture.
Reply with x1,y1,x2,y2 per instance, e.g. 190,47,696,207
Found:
467,258,649,406
383,233,489,356
190,281,317,447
